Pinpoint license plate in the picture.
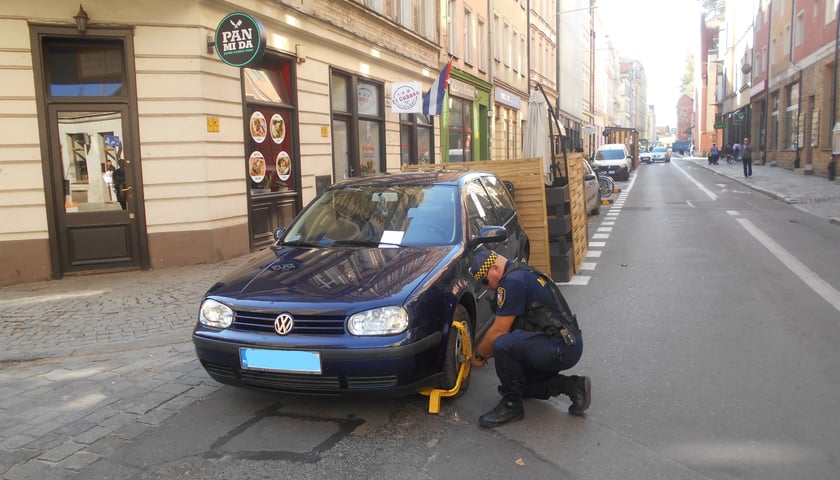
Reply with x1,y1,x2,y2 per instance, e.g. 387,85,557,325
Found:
240,348,322,374
608,170,615,174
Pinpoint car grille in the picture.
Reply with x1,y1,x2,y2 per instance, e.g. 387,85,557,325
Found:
233,311,346,335
240,370,342,390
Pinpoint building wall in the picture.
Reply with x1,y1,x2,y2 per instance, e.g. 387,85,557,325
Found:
0,0,444,285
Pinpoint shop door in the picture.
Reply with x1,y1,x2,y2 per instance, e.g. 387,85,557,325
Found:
47,105,145,274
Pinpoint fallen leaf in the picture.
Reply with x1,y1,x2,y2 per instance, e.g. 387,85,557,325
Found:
515,457,526,467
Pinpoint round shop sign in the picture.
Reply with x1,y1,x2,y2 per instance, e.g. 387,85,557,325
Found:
214,12,266,67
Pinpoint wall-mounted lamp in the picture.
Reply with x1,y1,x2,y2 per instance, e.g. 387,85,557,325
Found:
295,44,305,64
74,5,89,34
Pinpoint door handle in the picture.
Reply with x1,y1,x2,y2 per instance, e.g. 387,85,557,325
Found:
121,186,133,192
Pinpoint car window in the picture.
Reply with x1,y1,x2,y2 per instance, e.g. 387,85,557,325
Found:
583,160,594,175
595,149,626,160
464,179,498,238
479,176,516,224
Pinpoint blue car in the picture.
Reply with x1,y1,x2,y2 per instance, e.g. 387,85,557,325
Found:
192,170,530,397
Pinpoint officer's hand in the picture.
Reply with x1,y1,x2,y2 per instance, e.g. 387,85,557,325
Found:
470,356,487,368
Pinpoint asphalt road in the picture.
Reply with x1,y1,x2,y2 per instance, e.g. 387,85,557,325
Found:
3,159,840,479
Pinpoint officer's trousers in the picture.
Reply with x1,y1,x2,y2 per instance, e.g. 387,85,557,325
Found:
493,329,583,399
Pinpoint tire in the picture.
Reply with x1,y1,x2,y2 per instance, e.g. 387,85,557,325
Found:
441,305,472,396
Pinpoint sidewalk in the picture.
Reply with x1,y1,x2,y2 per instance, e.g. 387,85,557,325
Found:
680,155,840,225
0,255,253,363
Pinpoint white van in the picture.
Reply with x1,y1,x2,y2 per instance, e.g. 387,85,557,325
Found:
592,143,632,181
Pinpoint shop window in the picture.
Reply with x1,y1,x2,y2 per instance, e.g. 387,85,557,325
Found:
44,38,126,97
330,70,385,178
784,83,799,150
448,97,472,162
400,114,434,165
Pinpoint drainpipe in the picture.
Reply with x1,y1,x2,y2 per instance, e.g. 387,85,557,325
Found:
790,0,802,169
489,0,494,160
762,0,772,165
829,1,839,180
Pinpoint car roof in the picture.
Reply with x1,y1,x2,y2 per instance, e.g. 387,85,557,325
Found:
598,143,627,150
328,169,494,189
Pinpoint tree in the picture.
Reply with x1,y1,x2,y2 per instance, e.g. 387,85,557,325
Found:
681,53,695,97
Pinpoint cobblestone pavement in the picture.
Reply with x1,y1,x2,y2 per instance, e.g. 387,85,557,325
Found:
0,161,837,478
682,155,840,224
0,256,253,479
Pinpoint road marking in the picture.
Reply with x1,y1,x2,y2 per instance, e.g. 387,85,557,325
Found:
597,227,613,232
589,241,606,247
586,250,602,258
593,233,610,239
736,218,840,314
559,276,590,286
673,161,718,200
686,200,695,208
579,262,596,270
727,210,740,216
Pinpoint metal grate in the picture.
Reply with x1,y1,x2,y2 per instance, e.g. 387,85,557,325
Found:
233,310,346,335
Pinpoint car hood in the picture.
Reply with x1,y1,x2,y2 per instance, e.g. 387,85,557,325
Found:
205,245,455,306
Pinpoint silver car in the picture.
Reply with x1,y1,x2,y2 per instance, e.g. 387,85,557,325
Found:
583,159,601,215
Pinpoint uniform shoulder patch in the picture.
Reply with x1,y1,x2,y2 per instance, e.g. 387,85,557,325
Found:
496,287,506,309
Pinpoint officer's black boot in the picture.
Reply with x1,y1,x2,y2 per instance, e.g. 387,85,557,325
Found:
479,395,524,428
548,374,591,416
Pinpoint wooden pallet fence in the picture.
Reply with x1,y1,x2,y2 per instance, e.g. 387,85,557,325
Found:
401,158,551,275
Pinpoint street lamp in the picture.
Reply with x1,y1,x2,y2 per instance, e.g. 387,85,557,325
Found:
74,5,89,34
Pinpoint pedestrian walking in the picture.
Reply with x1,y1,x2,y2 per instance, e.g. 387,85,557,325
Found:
469,250,591,428
709,144,720,165
741,137,753,177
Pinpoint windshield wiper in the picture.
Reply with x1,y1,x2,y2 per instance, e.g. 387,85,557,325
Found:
278,240,321,248
331,240,400,248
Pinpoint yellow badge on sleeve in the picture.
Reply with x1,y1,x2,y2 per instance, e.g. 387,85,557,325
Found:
496,287,506,309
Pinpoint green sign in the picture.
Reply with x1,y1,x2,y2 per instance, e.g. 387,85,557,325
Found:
215,13,266,67
714,123,726,130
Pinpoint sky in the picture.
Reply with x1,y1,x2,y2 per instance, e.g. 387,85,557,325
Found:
596,0,701,128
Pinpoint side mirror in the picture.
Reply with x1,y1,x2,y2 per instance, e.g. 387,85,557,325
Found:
274,227,287,243
584,173,596,181
468,226,508,250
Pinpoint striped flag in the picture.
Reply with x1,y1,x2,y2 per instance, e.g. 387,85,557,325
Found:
422,58,453,116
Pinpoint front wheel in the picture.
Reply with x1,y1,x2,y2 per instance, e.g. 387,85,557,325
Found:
441,305,472,396
598,175,614,198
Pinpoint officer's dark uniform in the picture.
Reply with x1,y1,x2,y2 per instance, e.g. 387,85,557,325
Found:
471,250,590,427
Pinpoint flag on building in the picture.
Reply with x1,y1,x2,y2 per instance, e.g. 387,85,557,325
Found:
422,58,453,116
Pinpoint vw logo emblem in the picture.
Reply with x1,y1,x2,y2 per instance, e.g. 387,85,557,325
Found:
274,313,294,335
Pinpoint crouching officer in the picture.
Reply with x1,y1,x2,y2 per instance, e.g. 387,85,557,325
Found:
469,250,591,428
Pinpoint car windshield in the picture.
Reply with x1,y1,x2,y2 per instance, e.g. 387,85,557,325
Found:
653,147,666,153
282,184,460,247
595,149,625,160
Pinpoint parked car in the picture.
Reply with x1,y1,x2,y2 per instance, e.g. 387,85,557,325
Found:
582,158,601,215
639,147,652,164
592,143,632,181
650,146,671,163
192,170,530,397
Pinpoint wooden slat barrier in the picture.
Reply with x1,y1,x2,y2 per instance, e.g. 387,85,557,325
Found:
401,158,554,275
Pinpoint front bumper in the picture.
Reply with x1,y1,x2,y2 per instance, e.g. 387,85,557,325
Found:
192,330,443,397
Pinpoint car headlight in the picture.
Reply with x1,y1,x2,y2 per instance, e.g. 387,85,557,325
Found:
347,306,409,335
199,298,234,329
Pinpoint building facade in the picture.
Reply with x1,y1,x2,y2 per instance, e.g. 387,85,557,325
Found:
710,0,840,176
0,0,646,286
